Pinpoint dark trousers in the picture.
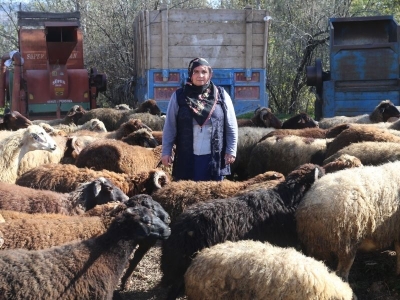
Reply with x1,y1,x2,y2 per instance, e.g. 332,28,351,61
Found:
193,154,223,181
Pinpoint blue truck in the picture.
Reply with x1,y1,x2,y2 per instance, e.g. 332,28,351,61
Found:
307,15,400,120
133,6,271,115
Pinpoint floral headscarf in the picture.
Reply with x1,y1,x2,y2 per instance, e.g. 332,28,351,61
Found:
183,58,217,126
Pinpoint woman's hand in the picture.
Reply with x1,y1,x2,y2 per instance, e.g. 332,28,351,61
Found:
162,155,173,167
224,154,236,165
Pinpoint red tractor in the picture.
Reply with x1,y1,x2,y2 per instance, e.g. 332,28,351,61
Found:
0,10,106,119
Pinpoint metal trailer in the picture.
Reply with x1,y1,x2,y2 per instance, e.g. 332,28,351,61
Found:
0,11,107,119
306,15,400,120
133,5,271,115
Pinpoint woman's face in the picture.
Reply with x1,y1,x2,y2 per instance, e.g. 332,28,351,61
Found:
191,65,211,86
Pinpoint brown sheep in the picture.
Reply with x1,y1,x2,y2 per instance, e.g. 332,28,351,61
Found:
0,209,109,250
32,105,86,126
0,203,170,300
151,171,285,222
77,100,161,131
0,110,32,130
237,107,282,129
260,123,350,141
16,163,169,197
75,140,163,174
325,123,400,158
0,177,128,215
60,119,156,160
321,154,363,174
121,128,159,148
71,118,152,140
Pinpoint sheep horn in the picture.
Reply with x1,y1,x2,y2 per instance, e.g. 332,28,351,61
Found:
153,170,167,189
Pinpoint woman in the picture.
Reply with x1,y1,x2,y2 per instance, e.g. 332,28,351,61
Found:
161,57,238,181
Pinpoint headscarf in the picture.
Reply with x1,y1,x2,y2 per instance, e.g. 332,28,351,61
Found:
183,58,217,126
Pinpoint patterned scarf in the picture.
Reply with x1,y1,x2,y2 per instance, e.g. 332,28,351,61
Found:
184,58,217,126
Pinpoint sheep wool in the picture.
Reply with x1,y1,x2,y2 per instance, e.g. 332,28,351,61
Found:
296,160,400,281
185,240,354,300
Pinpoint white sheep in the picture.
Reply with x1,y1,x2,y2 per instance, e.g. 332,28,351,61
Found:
323,141,400,166
17,135,68,177
229,126,276,180
0,125,56,183
247,135,330,177
296,160,400,281
185,240,355,300
50,118,108,133
318,100,400,129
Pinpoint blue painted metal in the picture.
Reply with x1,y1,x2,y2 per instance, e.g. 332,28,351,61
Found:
135,68,268,116
320,15,400,117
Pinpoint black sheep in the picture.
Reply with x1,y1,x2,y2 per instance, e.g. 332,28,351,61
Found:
160,163,325,299
282,112,319,129
0,202,171,300
119,194,171,291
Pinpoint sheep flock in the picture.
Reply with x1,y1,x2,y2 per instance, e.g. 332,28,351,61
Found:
0,100,399,300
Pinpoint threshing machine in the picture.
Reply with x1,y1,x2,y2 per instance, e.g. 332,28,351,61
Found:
0,11,107,119
306,15,400,120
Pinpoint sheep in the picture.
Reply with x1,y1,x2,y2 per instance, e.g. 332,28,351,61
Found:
150,130,163,145
0,209,111,250
160,163,325,299
114,103,131,110
321,153,362,174
16,163,169,197
71,118,152,140
260,123,350,140
53,119,156,159
0,110,32,130
319,100,400,129
236,107,282,128
185,240,355,300
121,128,159,148
151,171,285,223
118,194,172,291
323,141,400,166
77,100,161,131
115,112,165,131
246,135,330,177
295,160,400,282
324,123,400,158
0,176,128,215
0,194,170,252
282,112,319,129
51,118,108,134
32,104,86,126
228,126,276,180
16,134,69,177
0,202,171,300
75,141,163,175
0,125,57,183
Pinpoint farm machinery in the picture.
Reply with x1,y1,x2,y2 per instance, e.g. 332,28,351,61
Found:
307,15,400,120
0,10,107,119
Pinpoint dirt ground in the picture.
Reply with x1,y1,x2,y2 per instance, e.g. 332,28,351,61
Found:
115,241,400,300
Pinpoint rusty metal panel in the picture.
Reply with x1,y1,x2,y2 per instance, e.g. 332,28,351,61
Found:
153,72,180,83
235,72,260,82
154,87,179,100
25,70,50,104
234,86,260,99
